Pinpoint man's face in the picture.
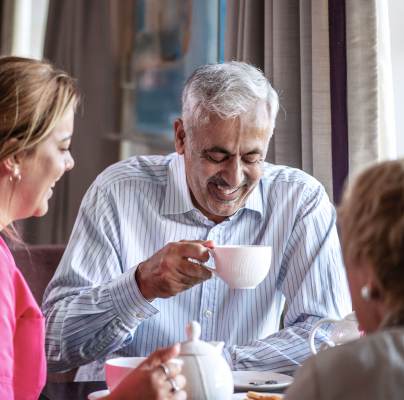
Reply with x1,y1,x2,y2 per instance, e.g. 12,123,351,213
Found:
175,111,272,223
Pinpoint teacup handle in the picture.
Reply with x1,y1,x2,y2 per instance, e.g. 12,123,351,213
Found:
188,252,216,274
203,249,216,273
309,318,337,354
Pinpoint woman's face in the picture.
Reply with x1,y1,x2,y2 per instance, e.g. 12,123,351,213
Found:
16,106,75,219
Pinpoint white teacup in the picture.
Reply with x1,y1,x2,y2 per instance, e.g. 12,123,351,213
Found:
208,245,272,289
104,357,146,391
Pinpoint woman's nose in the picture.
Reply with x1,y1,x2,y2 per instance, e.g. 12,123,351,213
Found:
66,153,75,171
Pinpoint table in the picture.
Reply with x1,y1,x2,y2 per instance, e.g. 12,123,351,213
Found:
40,381,107,400
40,381,286,399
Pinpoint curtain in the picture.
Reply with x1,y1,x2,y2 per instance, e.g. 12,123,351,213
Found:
0,0,14,54
22,0,124,244
346,0,396,178
225,0,396,203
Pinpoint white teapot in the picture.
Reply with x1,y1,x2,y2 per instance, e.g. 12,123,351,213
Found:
309,312,361,354
178,321,233,400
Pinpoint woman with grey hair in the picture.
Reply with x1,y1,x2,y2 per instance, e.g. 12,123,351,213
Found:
285,159,404,400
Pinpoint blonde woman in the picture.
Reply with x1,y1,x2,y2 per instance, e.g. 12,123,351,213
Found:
285,159,404,400
0,56,185,400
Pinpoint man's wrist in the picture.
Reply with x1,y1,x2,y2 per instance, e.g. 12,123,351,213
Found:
134,263,154,301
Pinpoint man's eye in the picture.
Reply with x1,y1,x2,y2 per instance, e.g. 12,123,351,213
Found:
243,155,262,164
206,153,227,163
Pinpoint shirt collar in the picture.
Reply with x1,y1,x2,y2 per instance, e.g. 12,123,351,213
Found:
243,181,264,218
161,153,264,218
161,154,195,215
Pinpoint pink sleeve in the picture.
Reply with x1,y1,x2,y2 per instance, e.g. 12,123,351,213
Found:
0,253,16,400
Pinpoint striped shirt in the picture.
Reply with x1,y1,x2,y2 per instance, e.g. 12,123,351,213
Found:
42,153,351,380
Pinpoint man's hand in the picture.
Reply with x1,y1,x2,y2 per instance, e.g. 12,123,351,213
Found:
135,240,214,300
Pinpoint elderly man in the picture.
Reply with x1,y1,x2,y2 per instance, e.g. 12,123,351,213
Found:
43,61,351,380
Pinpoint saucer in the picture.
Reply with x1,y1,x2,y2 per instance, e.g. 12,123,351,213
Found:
87,389,110,399
232,393,284,399
232,370,293,391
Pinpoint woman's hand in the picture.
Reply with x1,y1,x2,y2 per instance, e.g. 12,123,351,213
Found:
107,343,186,400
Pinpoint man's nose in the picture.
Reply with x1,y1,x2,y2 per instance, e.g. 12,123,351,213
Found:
223,157,244,187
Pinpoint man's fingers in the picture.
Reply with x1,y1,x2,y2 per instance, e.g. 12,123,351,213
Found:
181,259,212,281
172,241,213,262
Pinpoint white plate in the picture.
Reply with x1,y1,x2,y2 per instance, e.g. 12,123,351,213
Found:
232,370,293,391
87,389,110,399
232,393,284,399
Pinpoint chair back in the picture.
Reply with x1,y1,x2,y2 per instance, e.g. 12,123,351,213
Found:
12,244,65,305
11,244,77,383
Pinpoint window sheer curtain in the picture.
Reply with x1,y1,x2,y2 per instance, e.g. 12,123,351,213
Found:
225,0,396,203
346,0,396,176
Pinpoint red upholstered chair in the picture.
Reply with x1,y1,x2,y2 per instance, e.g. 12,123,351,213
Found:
12,244,65,305
11,244,77,382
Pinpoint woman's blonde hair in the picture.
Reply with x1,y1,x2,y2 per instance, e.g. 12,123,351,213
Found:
338,159,404,308
0,56,79,239
0,56,79,161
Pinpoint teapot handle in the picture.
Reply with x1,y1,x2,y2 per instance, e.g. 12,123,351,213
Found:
309,318,337,354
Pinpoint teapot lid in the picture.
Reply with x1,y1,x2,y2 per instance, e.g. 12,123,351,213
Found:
180,321,219,356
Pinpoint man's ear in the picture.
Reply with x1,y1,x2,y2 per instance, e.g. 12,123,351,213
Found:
174,118,186,154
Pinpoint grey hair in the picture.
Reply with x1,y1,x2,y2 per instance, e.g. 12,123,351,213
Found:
182,61,279,133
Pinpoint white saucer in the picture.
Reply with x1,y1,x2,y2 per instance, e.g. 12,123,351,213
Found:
233,370,293,391
87,389,110,399
232,393,284,399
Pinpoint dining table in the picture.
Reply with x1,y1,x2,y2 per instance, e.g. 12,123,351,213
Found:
39,381,286,400
40,381,107,400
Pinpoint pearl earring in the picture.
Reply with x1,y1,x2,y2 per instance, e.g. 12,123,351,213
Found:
361,285,371,301
9,167,21,183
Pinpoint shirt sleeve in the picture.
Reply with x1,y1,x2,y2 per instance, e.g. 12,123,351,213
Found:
42,183,159,372
222,184,352,372
0,252,16,399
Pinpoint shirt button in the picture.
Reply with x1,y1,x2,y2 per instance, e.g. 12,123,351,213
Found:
204,309,212,318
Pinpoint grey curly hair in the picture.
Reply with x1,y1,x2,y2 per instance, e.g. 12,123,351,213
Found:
182,61,279,135
338,159,404,311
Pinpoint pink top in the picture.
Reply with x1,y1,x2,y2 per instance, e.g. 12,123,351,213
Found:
0,236,46,400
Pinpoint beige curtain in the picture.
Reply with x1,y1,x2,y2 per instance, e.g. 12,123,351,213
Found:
346,0,396,177
225,0,334,197
22,0,125,244
0,0,14,54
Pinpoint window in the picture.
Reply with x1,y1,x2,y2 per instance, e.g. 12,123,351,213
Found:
120,0,226,158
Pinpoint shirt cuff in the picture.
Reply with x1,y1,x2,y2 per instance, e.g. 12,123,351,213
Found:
222,346,235,369
108,266,158,328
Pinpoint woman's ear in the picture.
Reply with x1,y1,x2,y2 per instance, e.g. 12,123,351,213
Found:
1,138,23,178
361,262,385,304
